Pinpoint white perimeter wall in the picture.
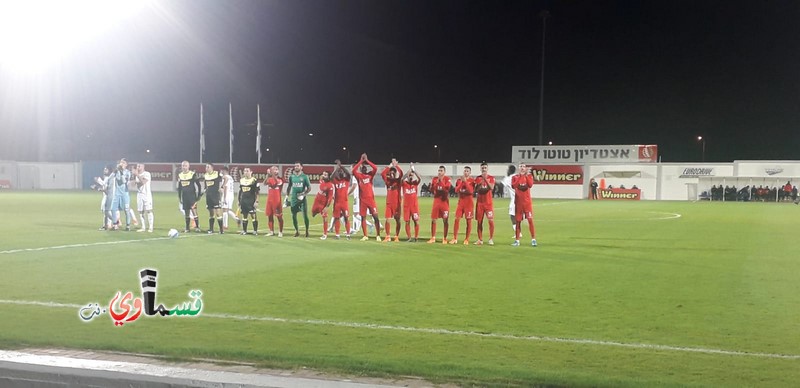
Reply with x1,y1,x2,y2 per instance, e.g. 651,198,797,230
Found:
3,161,799,202
13,162,80,189
657,164,735,200
734,160,800,177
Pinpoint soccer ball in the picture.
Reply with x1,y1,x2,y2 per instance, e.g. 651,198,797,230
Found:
167,228,180,238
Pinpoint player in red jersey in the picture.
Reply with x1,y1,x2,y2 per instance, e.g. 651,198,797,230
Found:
511,163,537,247
353,153,382,241
427,165,452,244
450,166,475,245
311,170,335,240
473,162,496,245
401,164,421,242
381,158,403,242
263,166,285,237
331,160,352,240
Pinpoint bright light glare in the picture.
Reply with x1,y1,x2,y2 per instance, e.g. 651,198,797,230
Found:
0,0,150,73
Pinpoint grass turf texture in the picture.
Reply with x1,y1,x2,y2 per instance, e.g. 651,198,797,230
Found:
1,191,799,387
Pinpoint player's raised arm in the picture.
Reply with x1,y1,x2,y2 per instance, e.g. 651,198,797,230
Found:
365,159,377,177
381,165,391,181
352,159,365,179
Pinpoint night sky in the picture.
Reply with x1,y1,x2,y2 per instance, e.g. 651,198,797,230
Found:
1,0,798,164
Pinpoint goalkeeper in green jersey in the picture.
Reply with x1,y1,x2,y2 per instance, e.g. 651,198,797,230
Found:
286,161,311,237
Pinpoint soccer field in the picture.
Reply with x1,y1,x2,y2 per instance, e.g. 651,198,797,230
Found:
1,191,798,387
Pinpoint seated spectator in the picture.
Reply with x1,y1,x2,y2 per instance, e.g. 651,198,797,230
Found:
619,184,626,189
737,186,750,201
631,184,638,190
783,181,792,202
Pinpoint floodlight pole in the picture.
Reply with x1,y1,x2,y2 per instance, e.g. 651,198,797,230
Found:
537,10,550,146
701,139,706,162
697,136,706,162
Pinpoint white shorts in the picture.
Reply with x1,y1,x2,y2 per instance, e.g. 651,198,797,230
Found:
100,195,107,212
223,192,235,209
508,203,515,216
352,196,360,213
137,195,153,212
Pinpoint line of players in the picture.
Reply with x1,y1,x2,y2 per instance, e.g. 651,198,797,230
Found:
176,153,537,246
94,158,155,233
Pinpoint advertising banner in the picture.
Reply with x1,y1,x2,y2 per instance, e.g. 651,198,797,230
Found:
512,145,658,164
599,188,641,200
144,163,339,183
529,165,584,185
679,167,715,178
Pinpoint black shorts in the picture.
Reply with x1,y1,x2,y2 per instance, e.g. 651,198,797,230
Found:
206,198,221,210
240,202,256,214
181,197,197,211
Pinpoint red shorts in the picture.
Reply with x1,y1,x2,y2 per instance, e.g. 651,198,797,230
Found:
431,199,449,219
475,203,494,222
359,196,378,217
403,199,419,222
265,200,282,217
515,202,533,222
455,200,474,219
311,196,328,217
332,201,349,218
385,200,401,218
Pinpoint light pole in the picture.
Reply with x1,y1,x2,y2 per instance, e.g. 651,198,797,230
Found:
697,136,706,162
342,146,350,162
538,10,550,146
434,144,440,162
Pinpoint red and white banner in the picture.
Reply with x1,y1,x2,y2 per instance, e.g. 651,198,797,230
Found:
512,145,658,164
529,165,584,185
599,188,642,200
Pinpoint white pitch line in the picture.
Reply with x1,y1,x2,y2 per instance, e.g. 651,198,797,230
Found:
649,211,682,220
0,234,210,255
0,299,797,361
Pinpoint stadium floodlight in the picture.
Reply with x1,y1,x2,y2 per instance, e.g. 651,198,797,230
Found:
697,136,706,162
0,0,152,73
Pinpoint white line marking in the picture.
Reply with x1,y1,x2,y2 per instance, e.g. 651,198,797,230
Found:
0,234,210,255
649,211,682,220
0,299,796,360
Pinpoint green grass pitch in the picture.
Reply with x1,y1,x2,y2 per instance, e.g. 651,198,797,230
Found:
1,191,799,387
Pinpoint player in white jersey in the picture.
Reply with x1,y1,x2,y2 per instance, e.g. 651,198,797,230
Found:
502,164,517,233
133,163,154,232
93,166,112,230
348,172,374,234
220,166,239,229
